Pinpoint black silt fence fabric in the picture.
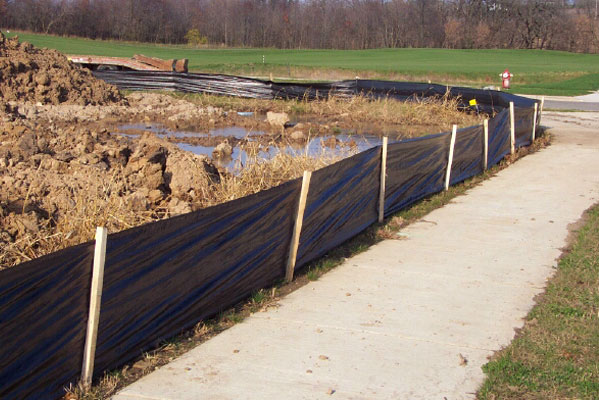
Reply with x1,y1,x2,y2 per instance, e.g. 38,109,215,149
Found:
95,71,274,98
94,71,538,114
272,81,353,100
0,243,95,400
384,133,451,217
175,73,274,98
450,125,485,186
487,109,511,167
296,147,381,268
354,80,526,113
92,180,300,376
514,107,535,148
1,72,540,400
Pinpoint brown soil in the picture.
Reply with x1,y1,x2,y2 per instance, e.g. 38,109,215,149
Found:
0,88,343,269
0,36,482,270
0,32,122,105
0,89,481,269
0,115,221,268
0,34,238,269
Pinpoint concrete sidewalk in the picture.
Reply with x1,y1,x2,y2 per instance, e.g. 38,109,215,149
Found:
114,112,599,400
520,94,599,111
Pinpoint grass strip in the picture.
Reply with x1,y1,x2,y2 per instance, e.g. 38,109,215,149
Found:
511,73,599,97
478,204,599,400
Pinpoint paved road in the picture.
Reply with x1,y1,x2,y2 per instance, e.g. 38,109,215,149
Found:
544,100,599,112
113,112,599,400
521,93,599,111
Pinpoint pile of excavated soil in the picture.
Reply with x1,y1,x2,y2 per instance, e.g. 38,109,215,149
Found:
0,32,123,105
0,118,221,268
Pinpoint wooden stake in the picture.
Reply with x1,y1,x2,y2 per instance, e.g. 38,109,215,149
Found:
286,171,311,282
538,96,545,127
509,102,516,155
532,102,538,142
445,125,457,191
378,137,388,223
81,227,108,390
483,119,489,170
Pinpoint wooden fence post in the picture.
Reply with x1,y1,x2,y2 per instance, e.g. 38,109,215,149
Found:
532,102,538,142
378,137,388,223
538,96,545,128
483,119,489,170
445,125,457,191
286,171,311,282
509,102,515,155
81,227,108,390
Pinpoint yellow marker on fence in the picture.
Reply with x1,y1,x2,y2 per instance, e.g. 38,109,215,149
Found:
469,99,477,107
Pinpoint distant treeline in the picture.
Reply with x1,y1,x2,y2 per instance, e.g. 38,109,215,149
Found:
1,0,598,52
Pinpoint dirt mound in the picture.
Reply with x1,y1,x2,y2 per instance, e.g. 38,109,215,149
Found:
0,119,221,268
0,32,123,105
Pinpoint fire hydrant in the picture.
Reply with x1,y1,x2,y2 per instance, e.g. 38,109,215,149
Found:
499,69,513,89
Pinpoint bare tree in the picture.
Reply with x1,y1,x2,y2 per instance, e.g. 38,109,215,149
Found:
1,0,596,52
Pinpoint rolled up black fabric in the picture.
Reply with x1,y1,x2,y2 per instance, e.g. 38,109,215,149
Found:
93,180,300,376
296,147,381,268
93,71,538,115
0,243,94,400
384,132,451,217
272,81,337,100
94,71,275,98
450,125,485,186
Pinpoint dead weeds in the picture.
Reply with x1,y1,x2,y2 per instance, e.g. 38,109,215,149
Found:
205,149,344,207
174,91,482,138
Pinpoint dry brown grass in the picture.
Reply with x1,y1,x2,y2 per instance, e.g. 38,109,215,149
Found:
376,216,408,240
0,169,163,269
304,92,476,127
175,91,481,134
0,149,343,269
0,92,479,269
204,144,345,207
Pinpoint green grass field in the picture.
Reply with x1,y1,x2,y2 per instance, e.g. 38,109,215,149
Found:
5,31,599,96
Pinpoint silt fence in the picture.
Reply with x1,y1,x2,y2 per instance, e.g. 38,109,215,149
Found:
0,73,542,399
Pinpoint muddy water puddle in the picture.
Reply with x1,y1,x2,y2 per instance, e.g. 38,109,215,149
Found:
118,124,264,139
115,123,384,172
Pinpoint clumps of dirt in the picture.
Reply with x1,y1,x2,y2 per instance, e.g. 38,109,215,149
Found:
6,92,225,129
0,32,123,106
0,120,220,268
1,88,475,269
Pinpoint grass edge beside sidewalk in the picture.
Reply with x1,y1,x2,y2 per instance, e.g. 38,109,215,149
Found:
478,204,599,400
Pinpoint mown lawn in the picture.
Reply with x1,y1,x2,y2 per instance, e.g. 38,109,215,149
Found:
479,204,599,399
4,30,599,95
